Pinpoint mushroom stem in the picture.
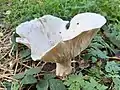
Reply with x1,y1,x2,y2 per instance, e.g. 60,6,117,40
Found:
56,59,72,76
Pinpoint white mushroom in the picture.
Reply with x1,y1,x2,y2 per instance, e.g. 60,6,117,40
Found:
16,13,106,77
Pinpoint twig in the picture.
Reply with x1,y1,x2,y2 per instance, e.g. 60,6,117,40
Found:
14,62,18,75
14,50,19,74
19,62,31,69
0,74,14,76
9,44,15,58
72,59,76,73
36,60,42,67
0,67,13,72
108,81,114,90
0,87,6,90
0,74,16,81
109,57,120,61
0,50,10,60
0,82,6,90
28,85,34,90
41,62,46,69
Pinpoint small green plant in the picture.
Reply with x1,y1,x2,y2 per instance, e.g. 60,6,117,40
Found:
64,61,120,90
64,73,107,90
12,67,66,90
105,61,120,90
83,35,112,62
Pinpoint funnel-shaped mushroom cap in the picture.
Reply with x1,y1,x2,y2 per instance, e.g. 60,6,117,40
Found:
16,13,106,63
16,15,69,60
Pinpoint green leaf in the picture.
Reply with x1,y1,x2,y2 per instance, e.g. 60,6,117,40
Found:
89,66,101,78
64,73,84,87
88,43,109,60
44,74,56,80
25,67,41,75
104,28,120,49
49,79,66,90
13,73,25,80
2,81,12,90
68,82,80,90
64,74,108,90
83,53,91,60
90,78,98,86
20,49,31,59
84,81,96,90
36,80,48,90
21,75,37,84
113,77,120,90
96,49,108,59
11,32,18,52
105,61,120,74
96,84,108,90
84,78,107,90
11,82,20,90
91,56,97,63
91,42,103,48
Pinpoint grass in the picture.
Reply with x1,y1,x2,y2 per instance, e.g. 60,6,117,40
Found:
6,0,120,28
1,0,120,90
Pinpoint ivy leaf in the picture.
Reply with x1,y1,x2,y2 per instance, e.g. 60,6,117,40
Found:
2,81,12,90
36,80,48,90
13,73,25,80
44,74,56,80
49,79,66,90
20,49,31,59
11,82,20,90
21,75,37,84
25,67,41,75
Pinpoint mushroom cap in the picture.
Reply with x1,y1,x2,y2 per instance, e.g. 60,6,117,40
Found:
62,12,106,41
16,15,69,60
16,13,106,62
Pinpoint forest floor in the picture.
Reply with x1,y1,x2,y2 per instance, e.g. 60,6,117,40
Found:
1,0,120,90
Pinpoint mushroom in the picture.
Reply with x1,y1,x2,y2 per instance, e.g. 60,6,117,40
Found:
16,13,106,77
